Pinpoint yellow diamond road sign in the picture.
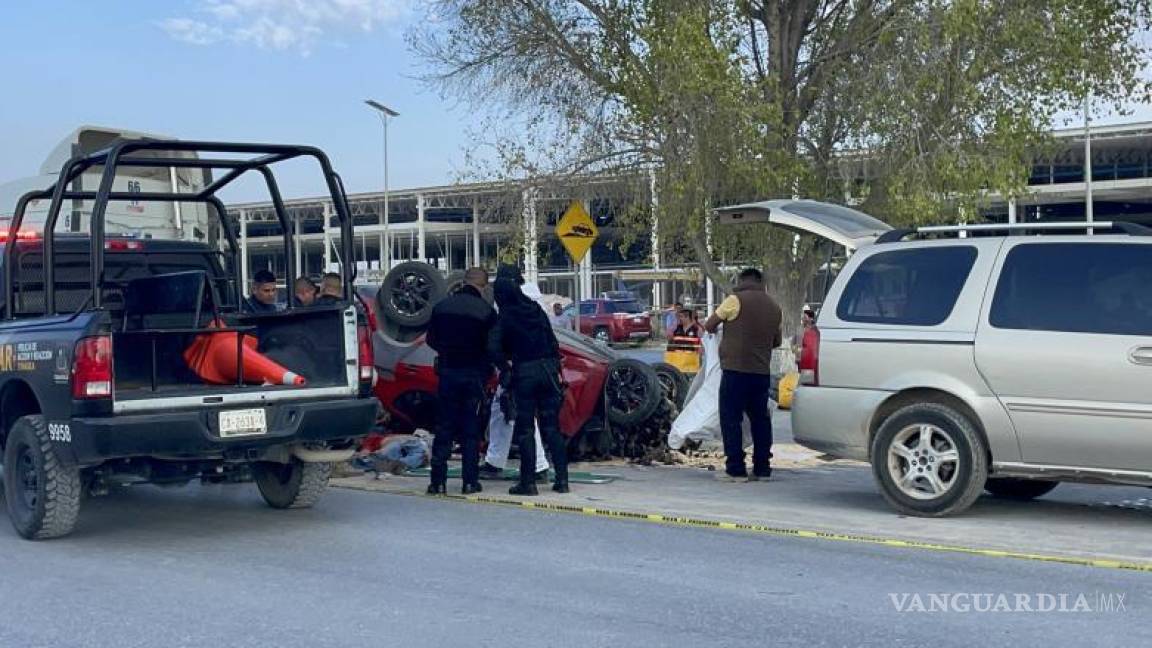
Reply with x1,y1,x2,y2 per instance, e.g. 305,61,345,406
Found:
556,200,598,263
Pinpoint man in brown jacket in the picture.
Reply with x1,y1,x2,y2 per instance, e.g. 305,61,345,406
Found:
704,268,782,481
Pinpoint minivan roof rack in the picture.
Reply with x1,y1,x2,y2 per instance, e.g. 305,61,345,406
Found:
875,221,1152,244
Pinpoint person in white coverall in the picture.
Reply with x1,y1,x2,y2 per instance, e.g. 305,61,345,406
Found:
479,281,551,480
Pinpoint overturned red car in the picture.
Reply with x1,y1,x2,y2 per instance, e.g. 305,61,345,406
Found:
357,263,686,458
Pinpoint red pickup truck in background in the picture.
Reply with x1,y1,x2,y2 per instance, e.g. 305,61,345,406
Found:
566,298,652,344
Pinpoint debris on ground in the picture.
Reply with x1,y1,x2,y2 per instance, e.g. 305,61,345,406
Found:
348,432,432,478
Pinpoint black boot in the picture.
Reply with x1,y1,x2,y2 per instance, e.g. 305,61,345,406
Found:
551,480,570,494
462,482,483,495
426,483,447,495
508,482,539,496
478,462,503,479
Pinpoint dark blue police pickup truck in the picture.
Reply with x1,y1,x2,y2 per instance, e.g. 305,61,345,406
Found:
0,140,378,539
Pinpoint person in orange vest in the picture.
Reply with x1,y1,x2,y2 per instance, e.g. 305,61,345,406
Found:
673,308,702,339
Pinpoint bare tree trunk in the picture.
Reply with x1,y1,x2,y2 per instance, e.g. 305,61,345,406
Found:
689,226,732,295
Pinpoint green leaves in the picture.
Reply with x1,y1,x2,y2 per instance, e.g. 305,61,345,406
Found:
415,0,1150,265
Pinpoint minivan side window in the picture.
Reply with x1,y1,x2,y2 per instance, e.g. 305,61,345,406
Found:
990,243,1152,336
837,246,977,326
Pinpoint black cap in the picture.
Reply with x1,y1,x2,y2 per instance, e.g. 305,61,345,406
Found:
253,269,276,285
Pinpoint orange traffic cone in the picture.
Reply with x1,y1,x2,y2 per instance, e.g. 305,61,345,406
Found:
184,320,306,386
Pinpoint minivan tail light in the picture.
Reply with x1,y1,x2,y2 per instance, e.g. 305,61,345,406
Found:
357,324,375,384
799,327,820,386
72,335,113,399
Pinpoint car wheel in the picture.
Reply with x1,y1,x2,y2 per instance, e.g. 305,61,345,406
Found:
870,402,988,517
605,358,662,427
593,327,610,344
443,271,465,295
253,459,332,509
2,415,82,540
378,262,446,328
378,317,425,344
652,362,689,408
984,478,1058,501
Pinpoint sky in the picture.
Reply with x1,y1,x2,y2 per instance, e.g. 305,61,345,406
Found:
0,0,474,202
2,1,1150,206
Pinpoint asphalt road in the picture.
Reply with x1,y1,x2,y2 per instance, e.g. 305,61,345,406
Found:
0,484,1146,648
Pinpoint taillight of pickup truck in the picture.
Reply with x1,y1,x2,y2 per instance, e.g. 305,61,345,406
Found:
72,335,113,399
358,323,375,384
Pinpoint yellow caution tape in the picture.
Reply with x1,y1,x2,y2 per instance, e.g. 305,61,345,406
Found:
413,491,1152,573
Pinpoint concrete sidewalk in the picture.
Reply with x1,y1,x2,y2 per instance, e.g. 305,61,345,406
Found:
334,450,1152,569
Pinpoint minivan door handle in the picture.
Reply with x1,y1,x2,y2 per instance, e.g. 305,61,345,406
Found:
1129,347,1152,365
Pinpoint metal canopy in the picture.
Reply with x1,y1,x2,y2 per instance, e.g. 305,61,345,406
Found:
5,139,358,315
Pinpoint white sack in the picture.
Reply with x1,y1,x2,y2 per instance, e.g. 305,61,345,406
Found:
668,332,777,451
668,333,723,449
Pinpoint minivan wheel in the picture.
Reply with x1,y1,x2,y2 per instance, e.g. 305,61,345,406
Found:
984,478,1058,501
870,403,988,517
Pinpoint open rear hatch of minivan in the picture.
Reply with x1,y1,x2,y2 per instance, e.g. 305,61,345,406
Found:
714,199,891,250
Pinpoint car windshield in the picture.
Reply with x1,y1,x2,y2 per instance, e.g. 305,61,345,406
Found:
605,300,642,314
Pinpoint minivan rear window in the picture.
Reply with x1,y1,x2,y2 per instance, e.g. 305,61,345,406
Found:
837,246,977,326
990,243,1152,336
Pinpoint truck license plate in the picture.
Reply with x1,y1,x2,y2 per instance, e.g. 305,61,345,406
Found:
218,409,267,438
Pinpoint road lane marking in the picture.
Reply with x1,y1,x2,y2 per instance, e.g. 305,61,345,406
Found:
379,489,1152,573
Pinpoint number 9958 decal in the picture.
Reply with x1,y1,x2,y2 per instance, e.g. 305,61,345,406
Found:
48,423,71,443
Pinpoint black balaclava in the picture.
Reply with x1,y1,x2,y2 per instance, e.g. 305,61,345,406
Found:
494,263,540,320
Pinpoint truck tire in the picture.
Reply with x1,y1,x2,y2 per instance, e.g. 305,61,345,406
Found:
378,262,446,328
984,478,1058,501
870,402,988,517
253,459,332,509
652,362,689,408
2,415,82,540
605,358,662,427
593,327,611,344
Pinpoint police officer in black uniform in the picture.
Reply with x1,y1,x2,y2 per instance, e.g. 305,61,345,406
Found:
425,267,497,495
490,264,569,495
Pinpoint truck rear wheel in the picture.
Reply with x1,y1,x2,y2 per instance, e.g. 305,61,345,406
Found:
253,459,332,509
2,415,82,540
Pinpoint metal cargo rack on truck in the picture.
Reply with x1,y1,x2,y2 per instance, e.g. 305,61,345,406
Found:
0,139,379,540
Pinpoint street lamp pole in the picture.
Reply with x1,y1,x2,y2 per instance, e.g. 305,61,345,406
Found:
365,99,399,269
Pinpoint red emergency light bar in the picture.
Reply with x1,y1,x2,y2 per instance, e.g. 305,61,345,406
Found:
0,232,143,251
0,230,40,242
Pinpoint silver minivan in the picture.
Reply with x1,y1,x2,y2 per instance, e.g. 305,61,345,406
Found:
787,221,1152,516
